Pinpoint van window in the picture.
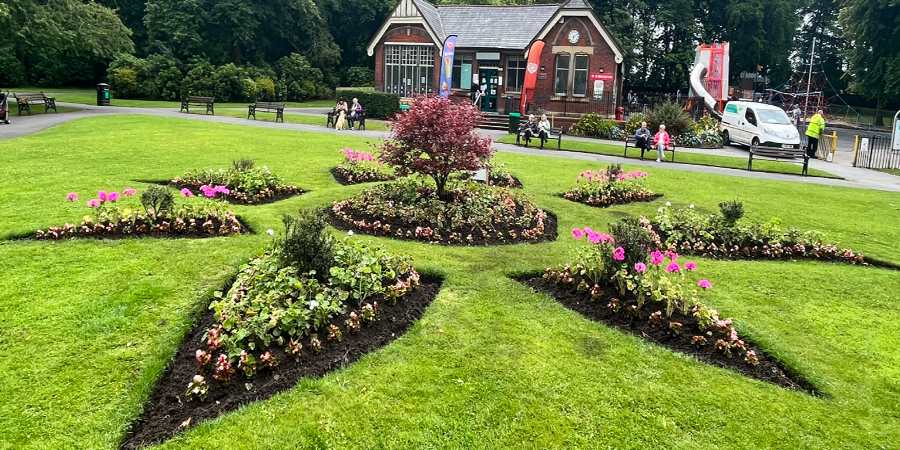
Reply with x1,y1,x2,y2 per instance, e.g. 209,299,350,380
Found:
745,108,757,127
758,109,791,125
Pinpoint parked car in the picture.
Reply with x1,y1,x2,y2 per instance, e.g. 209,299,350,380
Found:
720,101,800,149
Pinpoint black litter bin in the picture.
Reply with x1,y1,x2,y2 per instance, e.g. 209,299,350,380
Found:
97,83,111,106
508,112,521,134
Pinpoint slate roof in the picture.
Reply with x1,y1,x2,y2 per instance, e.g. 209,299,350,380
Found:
412,0,561,50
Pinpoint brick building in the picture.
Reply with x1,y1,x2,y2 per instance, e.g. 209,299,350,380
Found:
367,0,624,116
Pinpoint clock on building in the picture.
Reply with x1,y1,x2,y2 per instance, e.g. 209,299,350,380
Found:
567,29,580,44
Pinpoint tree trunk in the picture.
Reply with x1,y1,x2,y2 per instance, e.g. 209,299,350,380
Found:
874,96,885,128
434,174,450,200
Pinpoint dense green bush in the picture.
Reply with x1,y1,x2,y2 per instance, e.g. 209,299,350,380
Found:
277,209,335,280
212,63,248,102
624,113,647,136
338,90,400,119
254,77,276,100
343,67,375,87
646,102,692,138
277,53,330,101
0,48,26,86
572,113,624,140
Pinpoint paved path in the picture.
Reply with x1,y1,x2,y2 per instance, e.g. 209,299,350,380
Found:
2,102,899,192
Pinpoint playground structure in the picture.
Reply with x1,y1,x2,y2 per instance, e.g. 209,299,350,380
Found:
688,42,730,118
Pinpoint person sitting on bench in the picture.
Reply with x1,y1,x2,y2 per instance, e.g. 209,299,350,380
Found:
537,114,552,148
348,98,363,130
522,114,539,143
652,124,671,163
634,121,651,154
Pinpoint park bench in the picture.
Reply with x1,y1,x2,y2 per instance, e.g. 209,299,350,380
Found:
14,92,57,115
180,96,215,115
624,136,676,161
748,144,809,176
247,101,285,123
515,125,563,150
326,110,367,130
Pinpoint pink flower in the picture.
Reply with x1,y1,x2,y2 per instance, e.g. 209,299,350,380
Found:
199,185,217,198
213,185,231,195
598,233,614,244
650,250,665,266
665,250,679,262
180,188,194,197
587,230,601,244
634,262,647,273
665,262,681,273
571,228,584,240
66,192,79,202
685,261,697,271
123,188,137,197
107,192,120,202
613,246,625,261
97,191,108,202
698,279,712,289
87,199,101,208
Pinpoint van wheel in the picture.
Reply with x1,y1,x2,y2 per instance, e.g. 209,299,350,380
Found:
751,137,760,148
722,130,730,145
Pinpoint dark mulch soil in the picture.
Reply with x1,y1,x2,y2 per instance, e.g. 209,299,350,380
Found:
330,167,395,186
327,207,558,246
518,275,820,395
560,192,663,208
120,277,443,449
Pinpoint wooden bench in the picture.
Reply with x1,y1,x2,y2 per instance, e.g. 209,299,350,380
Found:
14,92,57,115
748,144,809,176
180,96,215,115
624,136,676,161
247,101,285,123
515,125,563,150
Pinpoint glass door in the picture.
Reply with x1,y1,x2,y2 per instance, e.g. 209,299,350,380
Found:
479,69,499,112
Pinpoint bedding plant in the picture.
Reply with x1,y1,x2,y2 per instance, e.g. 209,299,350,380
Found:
174,159,303,204
652,201,867,265
330,95,554,245
563,164,659,207
35,185,243,239
528,218,812,391
332,148,395,185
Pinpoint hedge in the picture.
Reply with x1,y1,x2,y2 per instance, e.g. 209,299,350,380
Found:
336,90,400,119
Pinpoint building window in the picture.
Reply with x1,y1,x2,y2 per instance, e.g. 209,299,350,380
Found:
452,54,473,90
505,56,526,93
573,54,589,96
554,53,570,96
384,44,435,96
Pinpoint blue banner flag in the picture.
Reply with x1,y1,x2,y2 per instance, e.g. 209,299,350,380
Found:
438,35,458,98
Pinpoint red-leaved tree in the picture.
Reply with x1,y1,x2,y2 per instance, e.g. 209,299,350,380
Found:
380,96,493,198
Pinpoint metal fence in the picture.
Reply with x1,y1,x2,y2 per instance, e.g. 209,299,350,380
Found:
853,135,900,169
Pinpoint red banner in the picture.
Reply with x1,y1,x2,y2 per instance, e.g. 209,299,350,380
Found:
519,40,545,115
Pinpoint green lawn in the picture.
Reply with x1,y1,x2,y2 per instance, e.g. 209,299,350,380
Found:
218,107,390,132
1,115,899,449
497,134,838,179
877,168,900,177
4,86,335,109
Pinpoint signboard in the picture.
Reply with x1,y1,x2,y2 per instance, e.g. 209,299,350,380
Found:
438,35,458,98
860,137,870,156
593,80,604,99
893,110,900,151
519,40,545,114
590,73,614,81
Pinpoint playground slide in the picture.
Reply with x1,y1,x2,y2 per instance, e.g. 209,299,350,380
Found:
689,64,721,119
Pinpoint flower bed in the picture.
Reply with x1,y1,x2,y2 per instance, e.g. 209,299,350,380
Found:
563,165,660,207
122,212,442,447
652,202,869,265
331,148,396,185
173,159,303,204
521,219,816,392
330,179,556,245
486,164,523,188
34,186,244,240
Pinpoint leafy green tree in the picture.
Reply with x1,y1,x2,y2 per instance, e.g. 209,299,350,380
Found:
792,0,847,96
841,0,900,126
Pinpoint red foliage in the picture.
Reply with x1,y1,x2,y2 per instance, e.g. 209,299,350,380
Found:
380,96,493,197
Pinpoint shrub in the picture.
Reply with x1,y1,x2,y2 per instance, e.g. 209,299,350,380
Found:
255,77,276,100
719,200,744,226
572,113,623,140
344,67,375,87
563,166,657,208
0,47,26,86
277,53,329,101
609,217,658,267
624,113,647,136
174,161,302,204
338,90,400,119
646,102,692,138
212,63,247,102
333,148,395,184
109,67,139,99
380,96,492,198
183,60,217,97
277,209,335,279
141,185,174,219
145,54,184,100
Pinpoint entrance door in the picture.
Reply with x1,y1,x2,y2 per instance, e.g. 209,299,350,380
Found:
479,69,499,112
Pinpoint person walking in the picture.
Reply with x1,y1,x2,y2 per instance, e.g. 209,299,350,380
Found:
805,109,826,159
652,124,671,162
790,104,802,126
634,121,651,156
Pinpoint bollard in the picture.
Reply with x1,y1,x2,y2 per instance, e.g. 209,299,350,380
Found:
829,131,838,162
852,135,860,167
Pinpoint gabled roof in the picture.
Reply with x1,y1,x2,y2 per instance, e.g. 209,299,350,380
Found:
367,0,623,61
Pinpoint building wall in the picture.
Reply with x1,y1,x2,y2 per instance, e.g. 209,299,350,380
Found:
374,24,439,92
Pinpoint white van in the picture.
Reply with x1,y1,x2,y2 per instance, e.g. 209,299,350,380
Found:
720,101,801,149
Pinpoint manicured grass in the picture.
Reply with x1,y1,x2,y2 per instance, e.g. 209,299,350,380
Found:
218,107,390,132
877,168,900,177
1,115,899,449
497,134,838,178
4,86,335,109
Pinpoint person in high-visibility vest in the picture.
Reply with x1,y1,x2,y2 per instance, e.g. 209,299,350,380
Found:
805,110,826,158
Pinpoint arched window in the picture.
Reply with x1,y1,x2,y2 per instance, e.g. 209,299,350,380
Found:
554,53,570,96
